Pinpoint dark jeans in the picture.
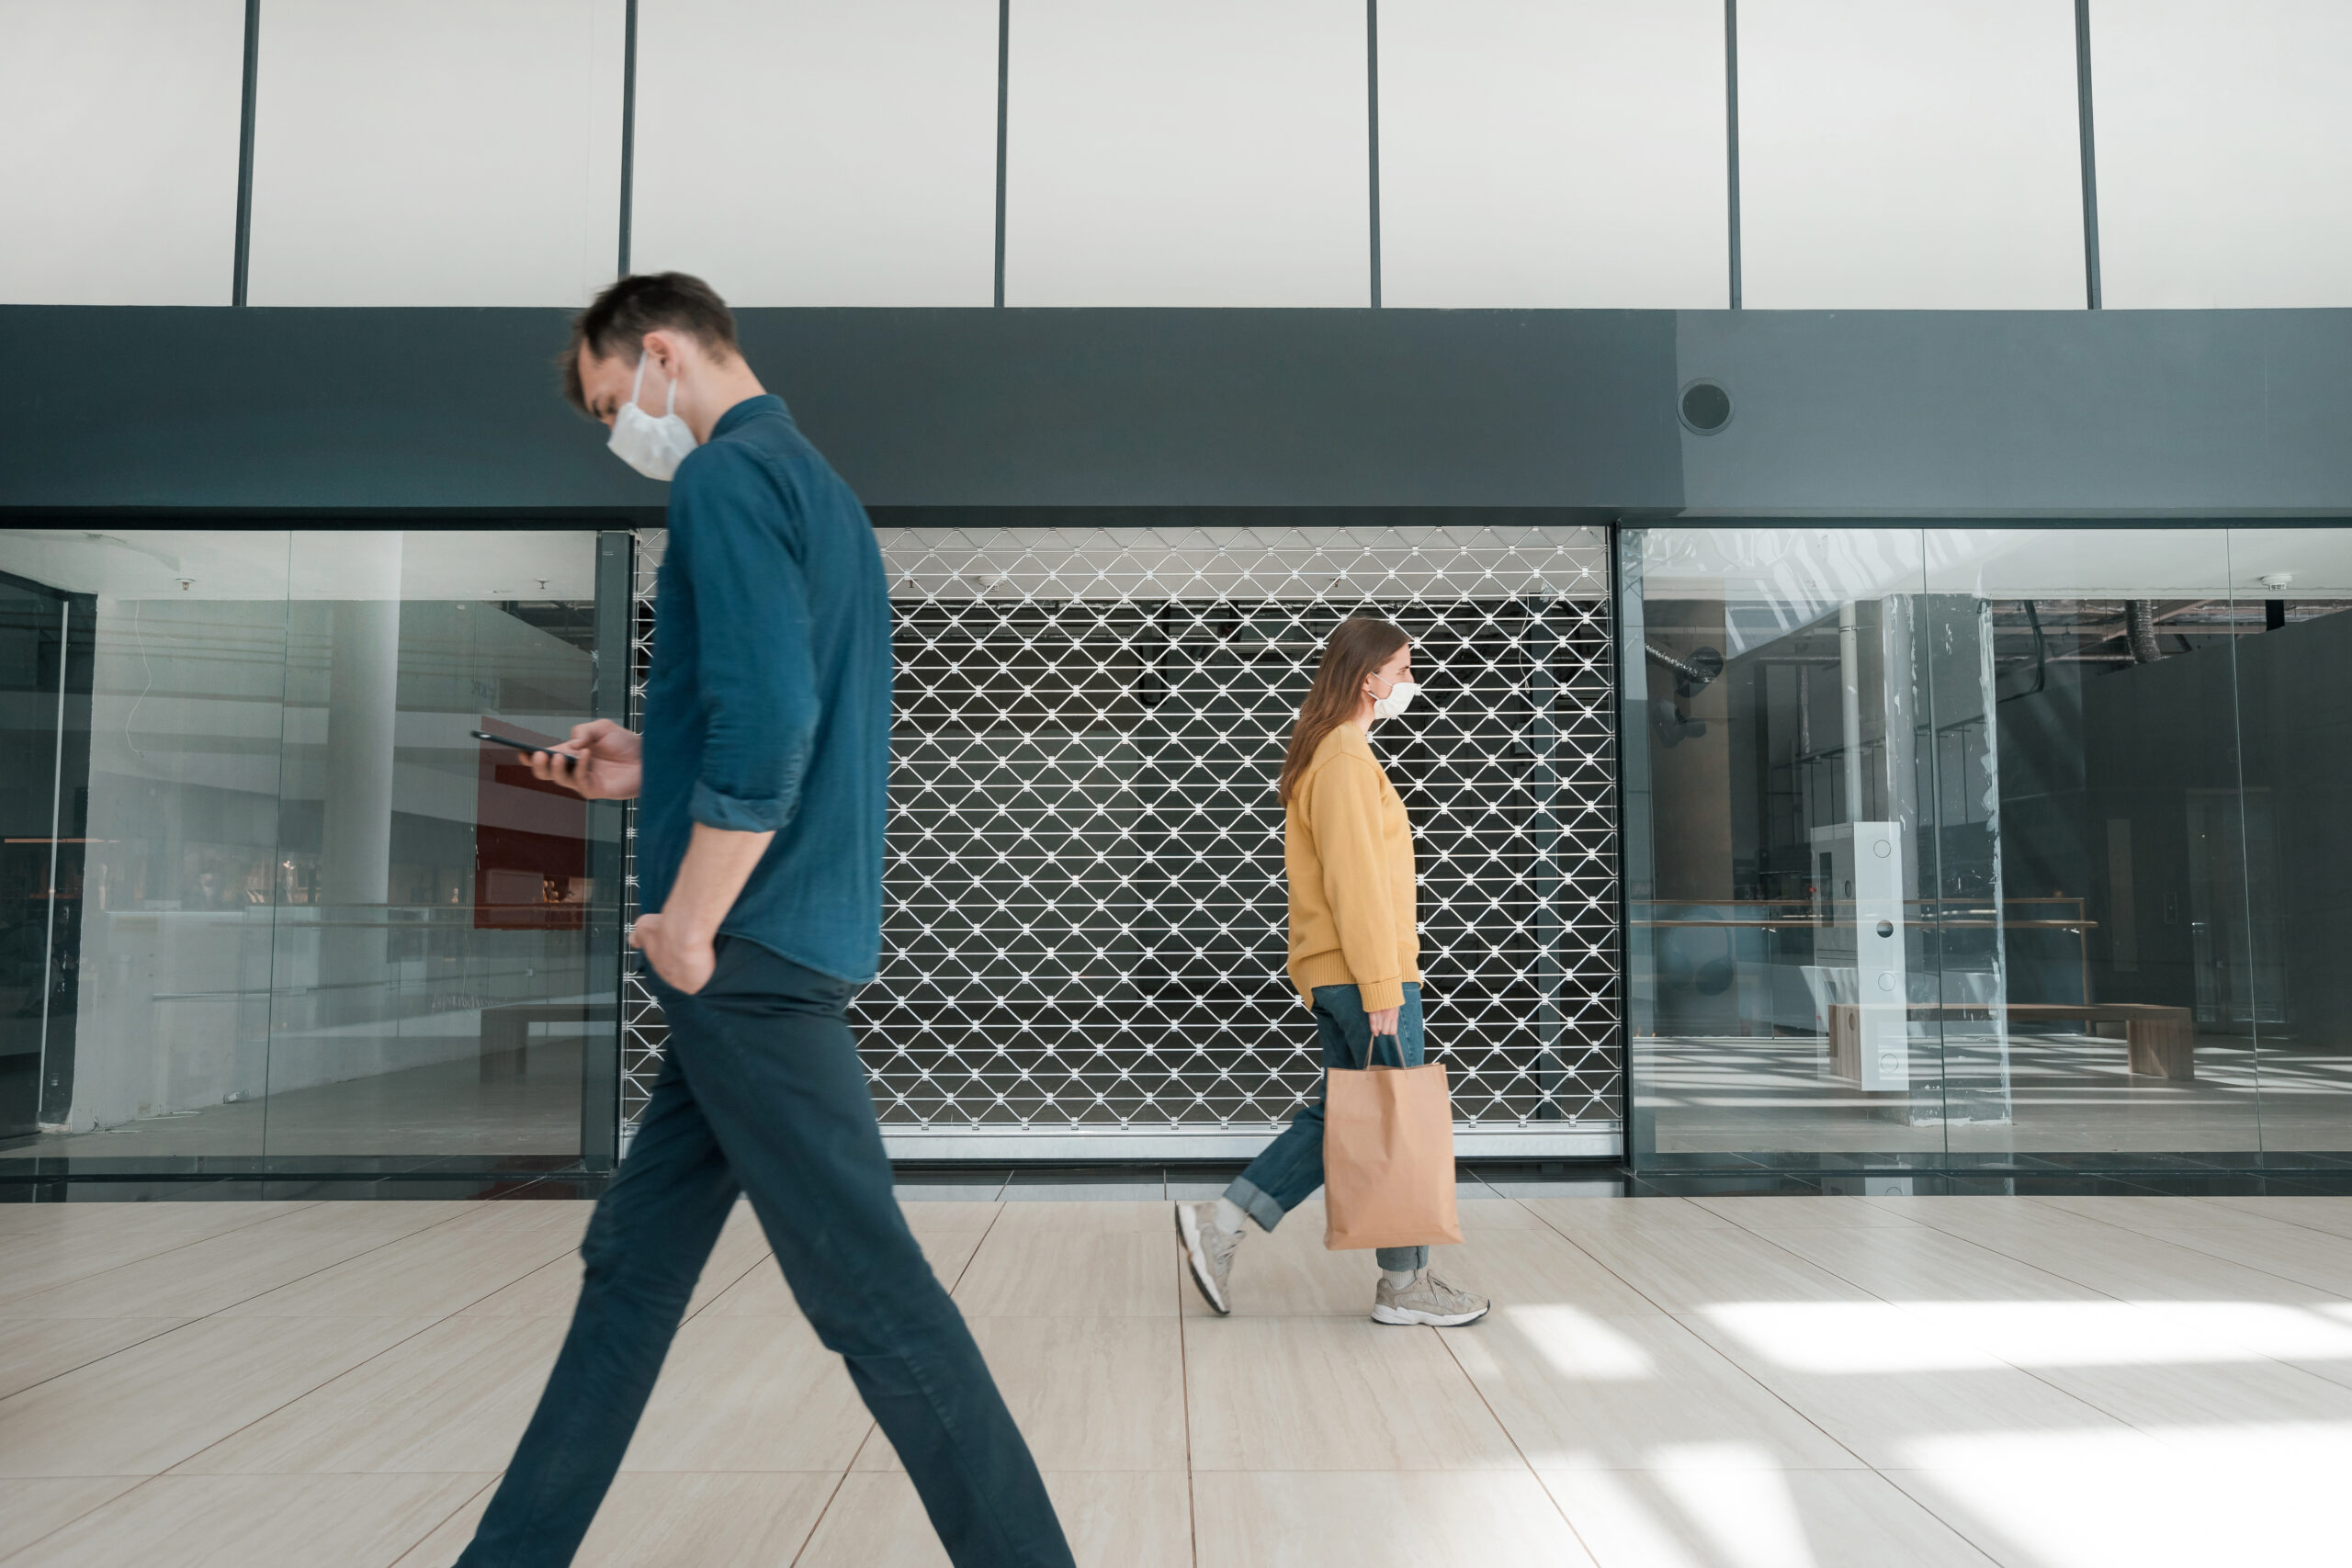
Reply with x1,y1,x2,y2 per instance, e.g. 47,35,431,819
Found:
456,939,1072,1568
1226,982,1430,1274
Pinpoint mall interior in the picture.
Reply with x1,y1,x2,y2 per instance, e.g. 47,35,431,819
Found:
6,3,2352,1564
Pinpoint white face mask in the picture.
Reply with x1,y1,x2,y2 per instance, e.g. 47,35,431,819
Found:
607,356,698,481
1369,675,1419,721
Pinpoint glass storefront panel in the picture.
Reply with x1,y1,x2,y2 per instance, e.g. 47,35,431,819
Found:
0,528,621,1169
1918,529,2259,1162
1623,526,1949,1166
0,568,95,1143
2222,528,2352,1155
1625,522,2352,1171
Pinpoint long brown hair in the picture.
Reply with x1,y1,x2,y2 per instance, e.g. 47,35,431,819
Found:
1277,615,1410,805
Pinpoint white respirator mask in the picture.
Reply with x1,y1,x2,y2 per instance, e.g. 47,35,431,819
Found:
1369,677,1420,721
607,356,698,481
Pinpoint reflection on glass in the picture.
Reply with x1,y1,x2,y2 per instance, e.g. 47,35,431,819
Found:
0,571,92,1141
0,528,616,1167
1623,527,1947,1164
1921,530,2256,1158
1627,525,2352,1168
2221,529,2352,1151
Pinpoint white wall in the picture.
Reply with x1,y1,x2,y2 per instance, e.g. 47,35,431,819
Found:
2094,0,2352,308
1738,0,2086,309
1003,0,1370,306
1378,0,1728,309
631,0,999,306
0,0,246,305
245,0,626,307
6,0,2347,313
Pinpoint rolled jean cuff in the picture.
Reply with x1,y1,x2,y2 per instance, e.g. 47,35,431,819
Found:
1225,1177,1287,1235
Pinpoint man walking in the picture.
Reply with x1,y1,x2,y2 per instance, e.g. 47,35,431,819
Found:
456,273,1072,1568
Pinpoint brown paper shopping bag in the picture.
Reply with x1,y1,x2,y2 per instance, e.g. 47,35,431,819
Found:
1323,1061,1464,1250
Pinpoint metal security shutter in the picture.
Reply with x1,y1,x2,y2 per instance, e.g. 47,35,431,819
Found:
621,524,1620,1159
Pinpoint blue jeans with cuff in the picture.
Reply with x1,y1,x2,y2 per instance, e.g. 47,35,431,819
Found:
455,938,1071,1568
1225,982,1430,1274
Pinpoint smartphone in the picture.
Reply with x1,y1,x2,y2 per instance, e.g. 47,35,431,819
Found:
471,728,565,755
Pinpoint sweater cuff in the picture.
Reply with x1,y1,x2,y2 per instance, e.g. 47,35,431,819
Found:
1356,977,1406,1012
689,780,787,833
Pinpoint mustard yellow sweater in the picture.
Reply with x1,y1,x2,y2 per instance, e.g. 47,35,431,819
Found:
1285,723,1419,1010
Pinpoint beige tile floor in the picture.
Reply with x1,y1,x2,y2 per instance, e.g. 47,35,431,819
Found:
13,1191,2352,1564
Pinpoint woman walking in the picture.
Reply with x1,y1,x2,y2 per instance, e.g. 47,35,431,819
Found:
1178,615,1490,1326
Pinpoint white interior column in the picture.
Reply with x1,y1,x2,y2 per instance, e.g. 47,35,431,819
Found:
316,536,402,1012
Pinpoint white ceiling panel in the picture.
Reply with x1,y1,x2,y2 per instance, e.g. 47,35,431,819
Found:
245,0,626,306
1004,0,1370,307
630,0,1000,307
1738,0,2086,309
1,0,246,305
1379,0,1728,309
2094,0,2352,308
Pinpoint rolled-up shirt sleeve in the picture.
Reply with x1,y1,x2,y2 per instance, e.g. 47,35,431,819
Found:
672,444,816,834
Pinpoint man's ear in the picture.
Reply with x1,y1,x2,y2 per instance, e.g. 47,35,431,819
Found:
639,329,679,378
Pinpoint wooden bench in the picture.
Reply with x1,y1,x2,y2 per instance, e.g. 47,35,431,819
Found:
1829,1001,2195,1082
480,1002,618,1081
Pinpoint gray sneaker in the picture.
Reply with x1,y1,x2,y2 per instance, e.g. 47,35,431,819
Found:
1176,1201,1240,1315
1373,1269,1490,1326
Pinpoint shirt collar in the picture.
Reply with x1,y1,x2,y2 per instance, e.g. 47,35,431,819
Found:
711,393,788,440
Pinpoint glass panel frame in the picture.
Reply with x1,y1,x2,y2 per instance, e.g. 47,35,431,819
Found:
1623,525,1953,1171
0,525,630,1177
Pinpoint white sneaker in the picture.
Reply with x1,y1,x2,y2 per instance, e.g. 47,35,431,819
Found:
1372,1269,1489,1326
1175,1201,1239,1315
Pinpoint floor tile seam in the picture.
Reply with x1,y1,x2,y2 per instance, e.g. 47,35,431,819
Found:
682,1251,778,1325
0,1315,203,1405
1431,1320,1602,1563
149,1312,460,1479
1769,1232,2352,1400
1920,1210,2352,1303
220,1232,590,1325
1868,1466,2048,1568
1180,1460,1625,1475
860,1461,1198,1473
373,1472,501,1568
0,1202,338,1309
28,1213,499,1321
1634,1303,1878,1472
782,1463,861,1568
1513,1207,1686,1316
1823,1469,2013,1568
2020,1197,2267,1239
1169,1198,1200,1568
1658,1297,2229,1460
0,1472,170,1564
1721,1214,2211,1342
1898,1213,2182,1299
2178,1194,2352,1242
2027,1211,2352,1298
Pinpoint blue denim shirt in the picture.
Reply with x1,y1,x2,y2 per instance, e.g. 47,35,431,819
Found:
637,394,891,984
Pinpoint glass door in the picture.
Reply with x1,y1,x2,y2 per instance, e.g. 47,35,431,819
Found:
0,527,626,1173
1917,529,2260,1164
1623,526,1950,1168
0,572,94,1142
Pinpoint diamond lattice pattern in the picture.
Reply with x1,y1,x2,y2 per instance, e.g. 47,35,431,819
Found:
620,525,1620,1136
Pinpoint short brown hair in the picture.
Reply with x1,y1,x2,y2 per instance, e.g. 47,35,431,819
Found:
560,272,740,413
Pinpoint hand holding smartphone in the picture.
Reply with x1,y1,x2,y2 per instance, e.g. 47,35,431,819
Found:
471,728,560,755
476,721,644,803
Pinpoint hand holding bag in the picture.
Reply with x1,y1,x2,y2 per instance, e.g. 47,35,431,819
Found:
1323,1055,1464,1251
